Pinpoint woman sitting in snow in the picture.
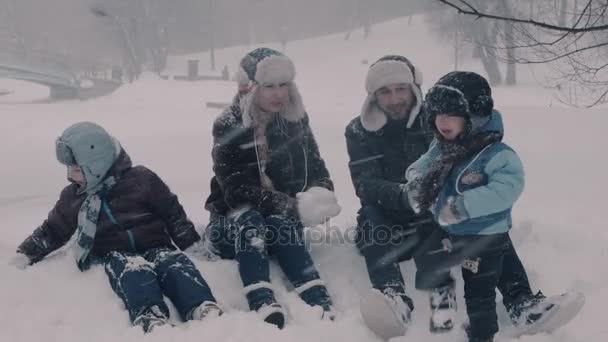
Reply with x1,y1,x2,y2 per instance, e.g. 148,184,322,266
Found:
202,47,341,329
405,71,584,342
12,122,222,333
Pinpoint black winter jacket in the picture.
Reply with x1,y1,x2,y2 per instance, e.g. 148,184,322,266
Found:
345,113,433,214
205,103,333,218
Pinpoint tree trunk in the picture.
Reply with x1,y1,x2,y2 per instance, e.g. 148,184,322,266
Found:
454,31,459,70
572,0,579,26
473,24,502,85
479,46,503,86
1,0,28,59
208,0,216,71
529,0,534,17
344,0,360,40
559,0,568,26
501,0,516,85
505,46,516,85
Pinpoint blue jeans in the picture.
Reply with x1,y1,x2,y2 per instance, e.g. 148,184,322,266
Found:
205,210,332,311
104,248,216,323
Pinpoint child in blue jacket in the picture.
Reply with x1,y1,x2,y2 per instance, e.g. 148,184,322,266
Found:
406,72,582,342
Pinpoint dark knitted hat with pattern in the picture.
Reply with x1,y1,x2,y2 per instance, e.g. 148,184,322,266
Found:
424,71,494,119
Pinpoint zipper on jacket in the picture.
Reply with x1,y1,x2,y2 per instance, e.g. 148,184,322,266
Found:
101,200,136,252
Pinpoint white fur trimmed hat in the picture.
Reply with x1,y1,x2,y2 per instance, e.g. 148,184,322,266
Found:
237,48,305,127
239,47,296,85
360,55,424,131
365,55,423,94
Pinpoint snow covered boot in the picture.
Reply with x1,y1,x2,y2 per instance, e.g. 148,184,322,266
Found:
245,283,287,329
508,291,585,337
430,283,457,333
320,306,337,321
189,301,223,321
360,288,413,340
258,302,287,329
133,305,169,333
297,280,335,321
509,291,553,327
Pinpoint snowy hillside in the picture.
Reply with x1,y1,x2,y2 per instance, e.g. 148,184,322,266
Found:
1,15,606,342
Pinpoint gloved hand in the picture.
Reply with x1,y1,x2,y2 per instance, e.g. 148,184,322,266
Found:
438,196,469,226
403,180,430,214
184,240,220,262
297,187,342,227
402,183,422,214
9,253,31,270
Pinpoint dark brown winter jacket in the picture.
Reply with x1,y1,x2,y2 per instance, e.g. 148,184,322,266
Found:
18,150,200,263
205,103,333,219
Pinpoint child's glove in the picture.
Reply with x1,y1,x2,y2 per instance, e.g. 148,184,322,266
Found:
9,253,31,270
403,183,423,214
438,196,469,226
297,187,342,227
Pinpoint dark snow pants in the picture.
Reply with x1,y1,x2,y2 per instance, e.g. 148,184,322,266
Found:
425,233,534,340
204,209,332,311
355,205,454,307
104,248,217,323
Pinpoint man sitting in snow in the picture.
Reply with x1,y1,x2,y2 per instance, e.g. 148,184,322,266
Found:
202,48,341,329
345,55,457,338
12,122,222,333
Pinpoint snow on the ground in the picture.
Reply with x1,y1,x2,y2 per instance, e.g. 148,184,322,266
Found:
0,79,49,103
1,15,607,342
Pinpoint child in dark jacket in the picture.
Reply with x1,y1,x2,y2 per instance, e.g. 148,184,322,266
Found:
13,122,222,333
406,72,584,342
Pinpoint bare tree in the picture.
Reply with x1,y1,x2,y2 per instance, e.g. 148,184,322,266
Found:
91,0,170,80
344,0,373,40
426,0,508,85
436,0,608,107
0,0,28,59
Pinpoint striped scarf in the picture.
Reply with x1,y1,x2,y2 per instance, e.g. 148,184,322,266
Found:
73,176,116,271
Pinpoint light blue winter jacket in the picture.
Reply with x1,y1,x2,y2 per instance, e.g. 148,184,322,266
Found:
406,111,524,235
